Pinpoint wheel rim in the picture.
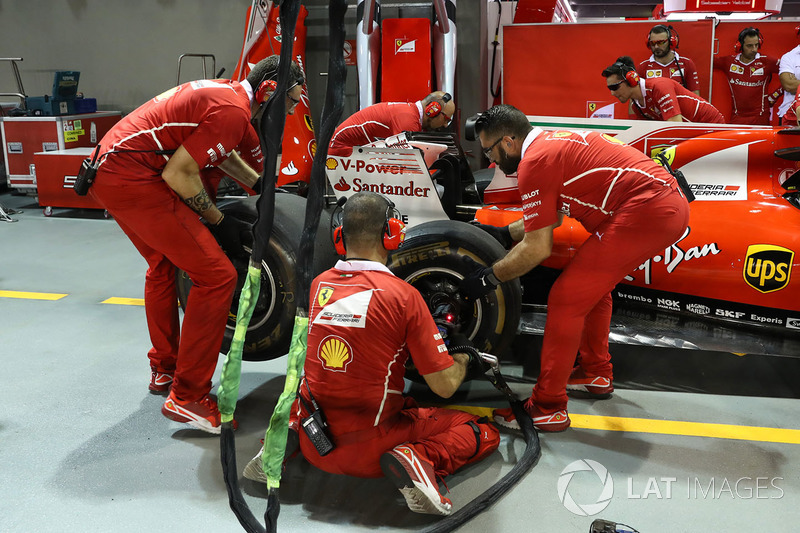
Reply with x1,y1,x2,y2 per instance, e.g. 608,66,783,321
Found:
402,267,484,340
226,249,278,333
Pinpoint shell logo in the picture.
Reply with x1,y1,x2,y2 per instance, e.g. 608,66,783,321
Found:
326,158,338,170
318,336,353,371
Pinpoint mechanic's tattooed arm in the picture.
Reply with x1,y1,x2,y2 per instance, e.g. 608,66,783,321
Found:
184,188,213,214
183,188,224,224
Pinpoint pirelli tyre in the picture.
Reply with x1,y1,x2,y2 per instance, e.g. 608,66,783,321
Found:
388,220,522,356
176,194,337,361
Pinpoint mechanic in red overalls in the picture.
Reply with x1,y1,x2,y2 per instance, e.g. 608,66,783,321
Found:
461,105,690,432
604,56,725,123
89,55,304,434
282,192,499,515
327,91,455,156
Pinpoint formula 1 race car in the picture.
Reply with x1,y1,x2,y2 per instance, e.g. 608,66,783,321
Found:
177,117,800,362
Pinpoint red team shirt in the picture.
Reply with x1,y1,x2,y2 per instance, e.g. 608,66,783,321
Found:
299,261,453,436
632,77,724,123
713,53,779,124
637,54,700,92
518,129,679,234
328,101,423,155
97,79,254,182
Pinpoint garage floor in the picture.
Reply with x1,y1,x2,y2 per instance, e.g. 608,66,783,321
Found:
2,191,800,533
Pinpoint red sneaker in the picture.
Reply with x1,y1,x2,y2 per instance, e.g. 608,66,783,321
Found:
493,400,571,432
161,392,234,434
148,370,173,393
567,367,614,397
380,444,452,515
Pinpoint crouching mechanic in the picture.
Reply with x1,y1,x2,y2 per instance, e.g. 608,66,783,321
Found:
461,105,690,432
284,192,499,515
90,55,304,433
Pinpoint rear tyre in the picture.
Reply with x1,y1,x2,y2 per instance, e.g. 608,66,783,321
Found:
388,220,521,356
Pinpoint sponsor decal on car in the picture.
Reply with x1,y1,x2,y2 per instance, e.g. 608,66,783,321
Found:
715,309,746,319
686,303,710,315
689,184,740,197
626,227,721,285
743,244,794,293
786,317,800,330
657,298,681,311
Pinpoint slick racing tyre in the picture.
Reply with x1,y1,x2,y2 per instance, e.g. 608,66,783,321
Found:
388,220,522,356
176,194,337,361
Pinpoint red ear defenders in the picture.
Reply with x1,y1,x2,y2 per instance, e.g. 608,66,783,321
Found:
255,79,278,104
735,27,763,52
613,62,639,86
646,25,679,50
333,198,406,255
424,92,452,118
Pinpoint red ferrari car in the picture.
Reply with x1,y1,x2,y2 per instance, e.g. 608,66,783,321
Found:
178,118,800,361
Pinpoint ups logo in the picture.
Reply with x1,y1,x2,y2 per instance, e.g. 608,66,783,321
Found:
743,244,794,293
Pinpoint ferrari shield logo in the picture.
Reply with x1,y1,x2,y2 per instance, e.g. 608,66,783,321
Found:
318,286,335,307
589,103,597,112
651,145,675,166
743,244,794,293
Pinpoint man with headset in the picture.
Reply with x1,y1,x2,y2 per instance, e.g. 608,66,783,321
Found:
89,55,304,434
604,56,724,123
460,105,690,432
243,191,499,515
714,27,780,125
638,25,701,96
327,91,455,156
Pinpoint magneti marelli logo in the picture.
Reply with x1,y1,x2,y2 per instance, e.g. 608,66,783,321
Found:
557,459,614,516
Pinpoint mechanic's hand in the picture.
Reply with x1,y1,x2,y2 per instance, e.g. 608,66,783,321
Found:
209,214,251,259
460,256,500,302
470,220,512,249
453,346,489,381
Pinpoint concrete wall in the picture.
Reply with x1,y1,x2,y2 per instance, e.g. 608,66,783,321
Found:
0,0,483,161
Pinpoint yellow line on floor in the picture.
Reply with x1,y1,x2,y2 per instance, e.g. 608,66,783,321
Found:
0,290,67,301
102,297,145,306
445,406,800,445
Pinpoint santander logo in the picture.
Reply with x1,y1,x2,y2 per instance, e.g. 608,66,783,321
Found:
333,177,351,192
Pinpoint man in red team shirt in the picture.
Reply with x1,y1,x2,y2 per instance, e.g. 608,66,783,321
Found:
328,91,455,156
604,56,724,123
461,105,690,432
264,192,499,515
90,55,304,433
638,24,701,95
714,27,781,125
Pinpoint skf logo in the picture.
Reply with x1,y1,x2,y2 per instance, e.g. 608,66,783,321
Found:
326,158,339,170
743,244,794,293
730,64,744,74
318,335,353,371
318,286,334,307
646,69,661,78
333,177,350,191
395,39,416,54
